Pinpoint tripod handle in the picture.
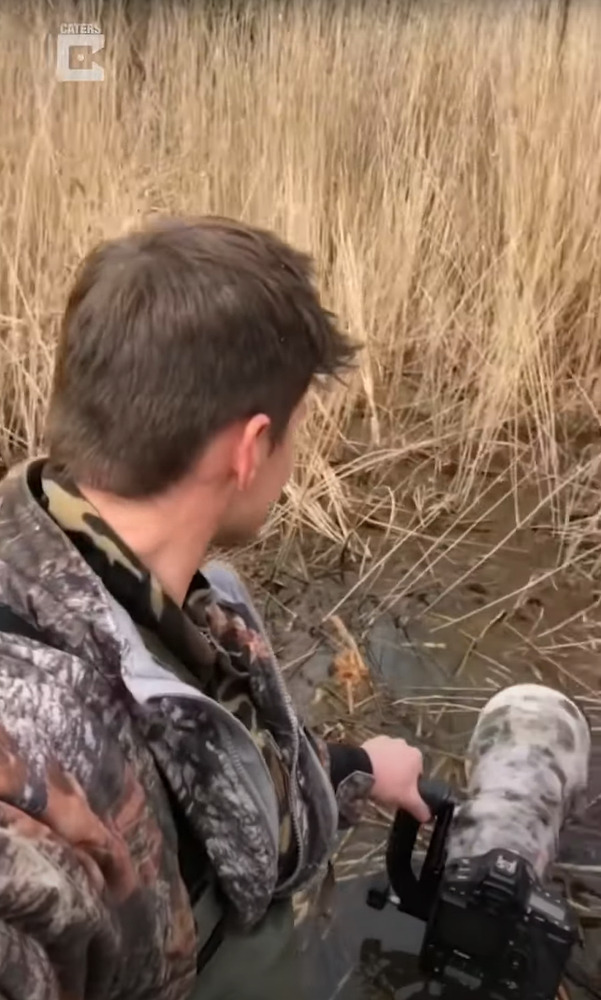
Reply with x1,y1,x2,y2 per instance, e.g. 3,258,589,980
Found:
386,776,456,921
417,777,454,816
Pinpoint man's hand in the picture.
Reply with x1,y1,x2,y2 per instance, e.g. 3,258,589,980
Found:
361,735,431,823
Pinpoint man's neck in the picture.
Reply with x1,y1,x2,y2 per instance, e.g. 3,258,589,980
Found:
78,483,218,606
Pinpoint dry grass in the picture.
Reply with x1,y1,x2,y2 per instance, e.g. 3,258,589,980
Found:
2,0,601,602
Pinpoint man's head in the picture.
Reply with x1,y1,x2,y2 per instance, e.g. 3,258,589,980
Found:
46,215,355,547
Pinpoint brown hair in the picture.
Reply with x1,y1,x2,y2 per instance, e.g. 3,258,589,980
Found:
46,215,356,498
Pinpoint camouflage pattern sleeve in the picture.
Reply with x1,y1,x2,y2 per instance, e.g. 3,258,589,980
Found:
303,729,375,828
0,800,118,1000
0,686,121,1000
0,644,196,1000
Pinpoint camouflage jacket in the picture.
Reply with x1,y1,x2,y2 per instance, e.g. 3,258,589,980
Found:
0,459,374,1000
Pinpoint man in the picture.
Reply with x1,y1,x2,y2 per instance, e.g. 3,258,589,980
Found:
0,216,429,1000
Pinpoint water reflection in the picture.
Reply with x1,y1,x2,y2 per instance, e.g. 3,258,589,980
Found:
300,874,436,999
299,871,593,1000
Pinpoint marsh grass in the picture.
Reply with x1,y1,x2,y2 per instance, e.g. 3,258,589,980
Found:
2,0,601,602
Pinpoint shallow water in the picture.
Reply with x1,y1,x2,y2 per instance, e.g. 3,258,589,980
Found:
249,486,601,998
299,871,436,1000
299,847,600,1000
285,605,601,997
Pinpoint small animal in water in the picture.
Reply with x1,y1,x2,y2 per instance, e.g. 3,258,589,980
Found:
447,683,591,878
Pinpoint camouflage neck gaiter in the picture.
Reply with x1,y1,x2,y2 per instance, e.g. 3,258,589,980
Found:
38,462,298,881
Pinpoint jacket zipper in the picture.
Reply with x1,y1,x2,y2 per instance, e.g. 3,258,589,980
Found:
203,619,308,883
231,593,338,888
186,684,281,860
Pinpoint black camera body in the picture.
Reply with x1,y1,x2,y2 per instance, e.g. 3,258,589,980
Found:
367,779,578,999
422,848,576,999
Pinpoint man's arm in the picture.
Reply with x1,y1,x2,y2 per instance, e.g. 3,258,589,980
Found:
315,735,430,827
325,740,374,826
327,741,373,789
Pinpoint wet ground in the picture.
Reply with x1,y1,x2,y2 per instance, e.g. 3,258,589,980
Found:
243,484,601,999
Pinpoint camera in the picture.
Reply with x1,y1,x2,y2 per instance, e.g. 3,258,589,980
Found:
367,776,579,999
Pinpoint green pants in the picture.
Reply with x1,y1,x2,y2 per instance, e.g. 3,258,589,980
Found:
188,891,306,1000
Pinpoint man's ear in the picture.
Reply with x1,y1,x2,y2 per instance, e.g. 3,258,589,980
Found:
235,414,271,491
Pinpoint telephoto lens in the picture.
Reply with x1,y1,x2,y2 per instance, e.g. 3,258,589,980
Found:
446,683,591,878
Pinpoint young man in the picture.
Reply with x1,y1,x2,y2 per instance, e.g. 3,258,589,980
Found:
0,216,429,1000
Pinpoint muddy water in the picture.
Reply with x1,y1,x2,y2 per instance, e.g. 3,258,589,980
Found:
299,874,429,999
247,489,601,998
